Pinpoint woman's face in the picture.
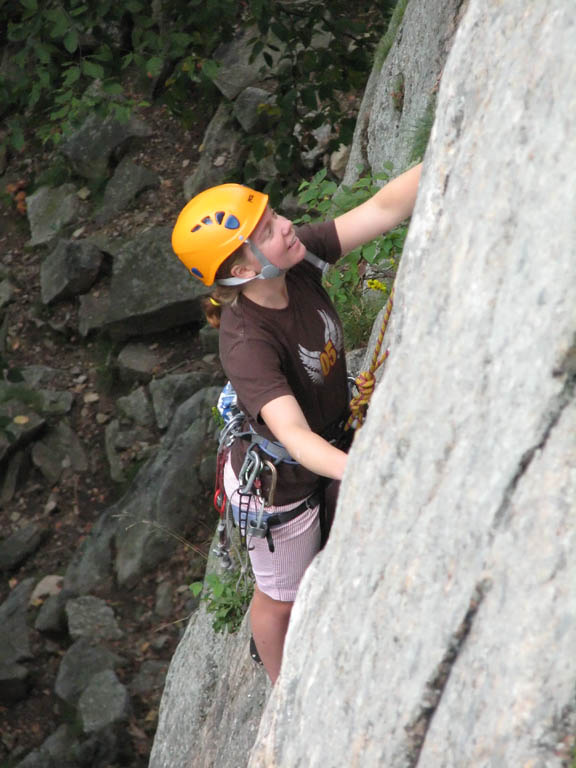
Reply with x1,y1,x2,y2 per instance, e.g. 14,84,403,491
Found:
242,206,306,273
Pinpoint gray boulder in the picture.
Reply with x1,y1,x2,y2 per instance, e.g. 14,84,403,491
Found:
116,387,155,427
31,421,88,484
77,288,111,338
40,240,104,304
26,184,80,247
0,278,14,310
0,399,45,464
0,662,29,704
54,637,122,706
94,157,160,224
62,511,118,597
37,389,74,416
0,451,29,505
113,386,220,586
35,592,68,635
65,596,123,642
129,659,168,696
249,1,576,766
14,725,77,768
0,524,48,572
104,418,155,483
233,86,276,132
149,371,213,429
116,342,161,384
78,669,131,733
102,227,205,339
19,366,60,387
58,114,152,181
0,578,35,665
64,387,220,592
183,103,246,201
212,26,282,100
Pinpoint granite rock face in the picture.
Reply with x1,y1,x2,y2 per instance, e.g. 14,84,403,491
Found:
149,549,270,768
250,1,576,766
343,0,464,184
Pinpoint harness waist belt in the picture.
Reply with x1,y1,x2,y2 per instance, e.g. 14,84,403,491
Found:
263,489,322,527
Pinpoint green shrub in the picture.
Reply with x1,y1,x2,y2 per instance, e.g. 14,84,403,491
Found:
191,570,253,634
295,166,408,348
0,0,239,151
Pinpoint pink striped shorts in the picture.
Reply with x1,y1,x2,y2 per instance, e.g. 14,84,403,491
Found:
223,455,321,602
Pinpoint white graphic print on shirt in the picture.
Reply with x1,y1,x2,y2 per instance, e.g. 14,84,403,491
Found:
298,309,344,384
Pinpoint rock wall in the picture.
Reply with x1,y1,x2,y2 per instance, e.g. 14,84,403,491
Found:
343,0,465,184
249,1,576,766
149,547,270,768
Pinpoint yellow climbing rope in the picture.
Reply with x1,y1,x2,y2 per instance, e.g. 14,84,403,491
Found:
345,287,395,431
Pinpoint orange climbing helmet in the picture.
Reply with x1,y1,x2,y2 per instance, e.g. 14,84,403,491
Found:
171,184,269,286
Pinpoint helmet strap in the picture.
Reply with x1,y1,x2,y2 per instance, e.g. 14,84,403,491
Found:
216,237,286,286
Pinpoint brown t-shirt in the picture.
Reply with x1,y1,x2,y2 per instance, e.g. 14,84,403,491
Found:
219,220,348,505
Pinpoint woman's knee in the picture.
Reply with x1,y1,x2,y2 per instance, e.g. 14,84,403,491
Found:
253,584,293,618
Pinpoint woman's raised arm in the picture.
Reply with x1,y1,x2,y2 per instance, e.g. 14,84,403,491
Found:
334,162,422,256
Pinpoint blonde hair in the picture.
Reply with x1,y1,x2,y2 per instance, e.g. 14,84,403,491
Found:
201,245,246,328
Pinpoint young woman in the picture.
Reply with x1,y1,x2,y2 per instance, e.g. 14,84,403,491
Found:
171,164,421,682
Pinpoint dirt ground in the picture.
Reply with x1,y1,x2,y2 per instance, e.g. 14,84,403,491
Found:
0,99,220,766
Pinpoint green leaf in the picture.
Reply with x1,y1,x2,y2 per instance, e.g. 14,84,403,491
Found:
362,243,378,264
201,59,220,80
45,8,69,38
33,42,52,64
81,60,105,79
9,124,25,152
190,582,203,597
102,81,123,95
62,66,81,86
7,22,29,42
146,56,164,77
64,29,79,53
20,0,38,9
38,69,51,88
93,46,113,62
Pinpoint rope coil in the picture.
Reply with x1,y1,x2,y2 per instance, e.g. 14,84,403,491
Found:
345,287,394,431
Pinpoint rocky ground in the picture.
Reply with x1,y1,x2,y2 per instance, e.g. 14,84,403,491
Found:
0,100,219,765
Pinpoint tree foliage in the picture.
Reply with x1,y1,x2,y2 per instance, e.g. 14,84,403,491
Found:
0,0,394,198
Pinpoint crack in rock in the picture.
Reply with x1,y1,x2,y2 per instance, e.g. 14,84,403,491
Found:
401,579,491,768
492,358,576,532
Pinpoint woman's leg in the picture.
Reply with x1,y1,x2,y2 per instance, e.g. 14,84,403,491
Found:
250,585,293,684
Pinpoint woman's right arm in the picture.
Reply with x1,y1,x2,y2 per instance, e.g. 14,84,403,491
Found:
260,395,348,481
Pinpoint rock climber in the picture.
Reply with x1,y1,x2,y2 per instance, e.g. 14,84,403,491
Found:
171,162,421,682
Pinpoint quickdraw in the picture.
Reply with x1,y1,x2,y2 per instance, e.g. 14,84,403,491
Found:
345,287,394,431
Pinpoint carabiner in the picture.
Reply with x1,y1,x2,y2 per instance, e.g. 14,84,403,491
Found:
213,488,226,516
262,460,278,507
239,448,262,494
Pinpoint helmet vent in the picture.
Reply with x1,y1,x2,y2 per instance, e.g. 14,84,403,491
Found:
215,211,225,224
191,225,201,232
202,216,213,225
225,215,240,230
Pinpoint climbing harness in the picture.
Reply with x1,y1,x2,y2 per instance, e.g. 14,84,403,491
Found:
345,287,395,432
211,382,327,561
